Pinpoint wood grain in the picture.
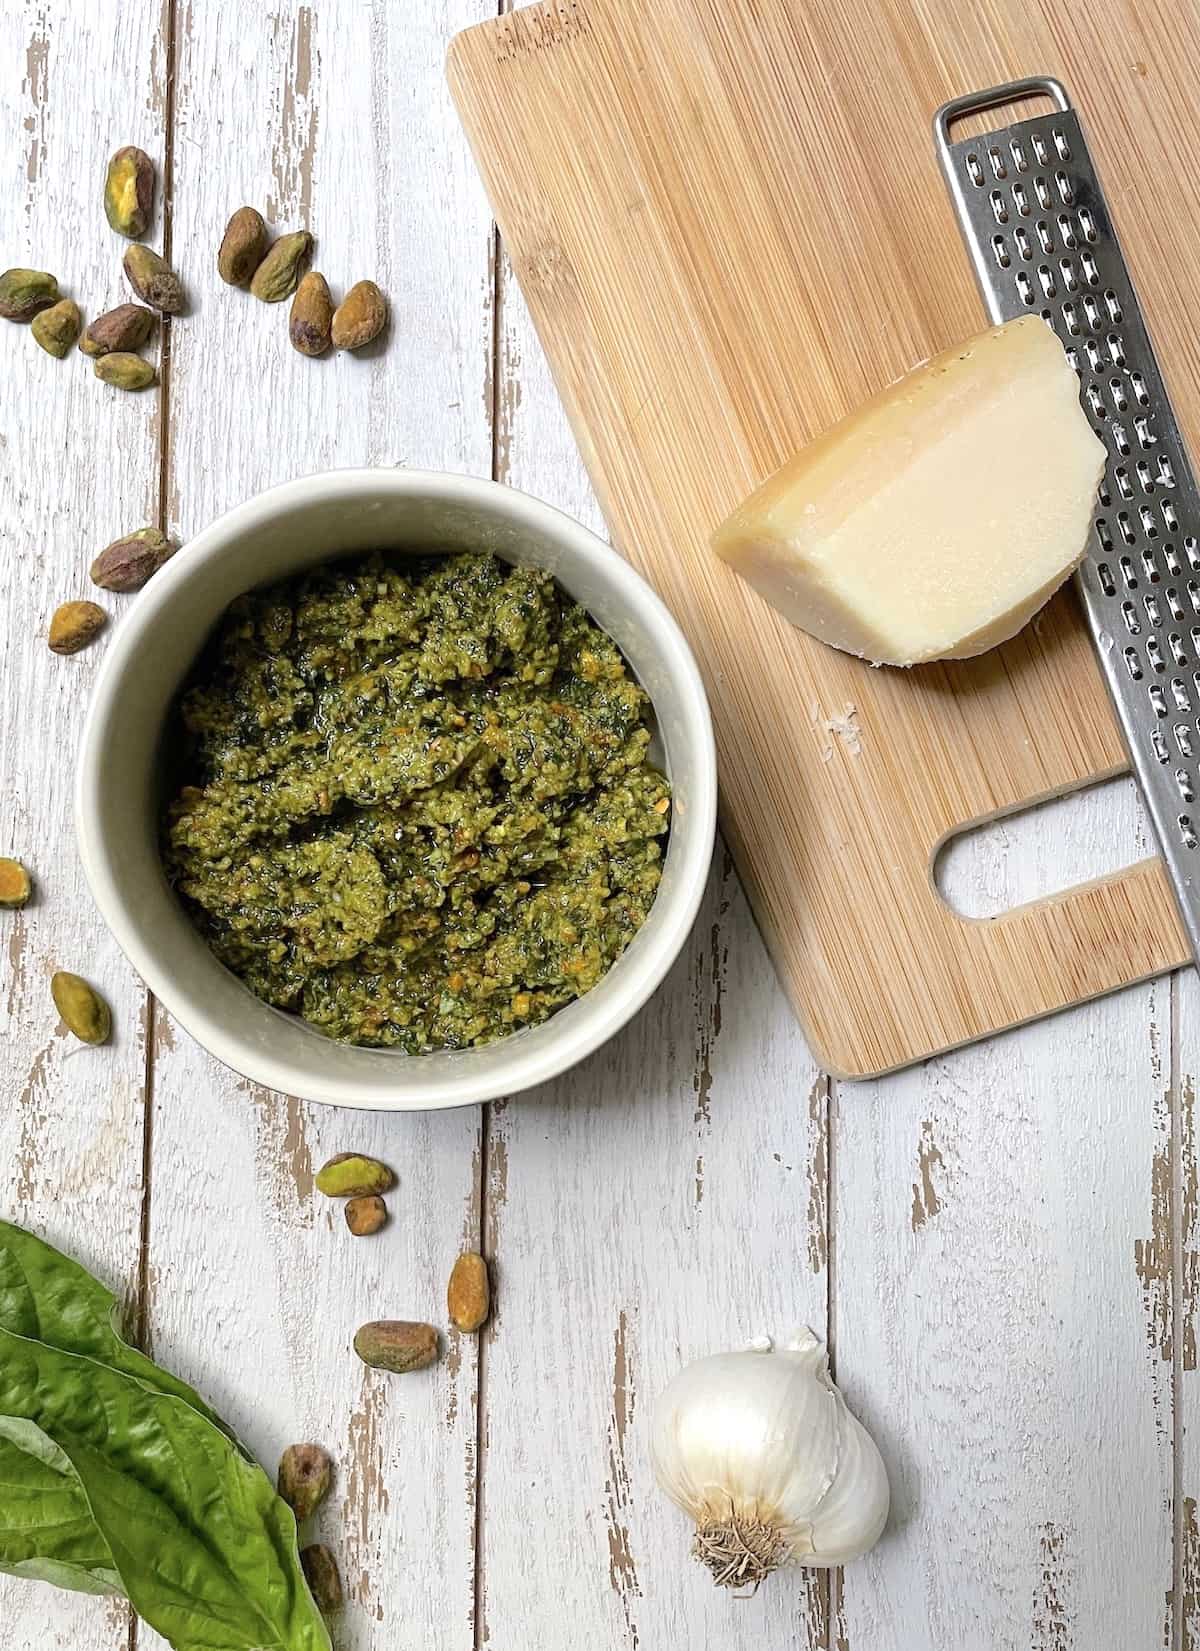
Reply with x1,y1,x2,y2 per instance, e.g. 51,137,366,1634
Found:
447,0,1200,1076
131,2,496,1647
0,2,166,1646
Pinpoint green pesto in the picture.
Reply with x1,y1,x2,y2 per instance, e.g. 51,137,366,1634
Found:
163,552,670,1051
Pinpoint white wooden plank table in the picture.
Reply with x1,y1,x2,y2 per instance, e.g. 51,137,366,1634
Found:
0,3,1190,1648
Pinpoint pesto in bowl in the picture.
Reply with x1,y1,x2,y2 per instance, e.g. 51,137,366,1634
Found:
163,551,670,1051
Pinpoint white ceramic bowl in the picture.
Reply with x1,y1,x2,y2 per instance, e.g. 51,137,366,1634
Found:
76,469,716,1110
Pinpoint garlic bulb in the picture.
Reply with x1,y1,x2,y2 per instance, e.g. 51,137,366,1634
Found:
650,1328,888,1589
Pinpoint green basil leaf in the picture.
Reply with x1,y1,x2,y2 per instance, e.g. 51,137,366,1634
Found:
0,1327,331,1651
0,1220,247,1456
0,1416,124,1597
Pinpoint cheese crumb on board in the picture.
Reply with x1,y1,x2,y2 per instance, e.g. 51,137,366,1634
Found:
712,316,1106,666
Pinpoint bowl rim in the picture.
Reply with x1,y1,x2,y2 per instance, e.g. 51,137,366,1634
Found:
75,467,718,1110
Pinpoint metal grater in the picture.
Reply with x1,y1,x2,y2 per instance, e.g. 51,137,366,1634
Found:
936,76,1200,959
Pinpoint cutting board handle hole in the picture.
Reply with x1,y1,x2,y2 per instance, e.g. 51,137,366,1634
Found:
934,773,1151,918
941,88,1062,145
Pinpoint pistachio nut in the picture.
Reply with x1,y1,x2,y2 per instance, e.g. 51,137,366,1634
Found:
123,243,183,313
94,351,156,391
300,1545,344,1617
51,970,112,1045
0,268,59,322
80,303,155,357
277,1444,334,1523
217,205,268,286
344,1194,387,1237
48,600,106,655
0,858,32,910
104,146,155,239
31,298,81,359
315,1152,394,1197
353,1320,439,1374
250,231,313,303
331,280,388,351
289,270,333,356
90,527,175,593
447,1251,491,1333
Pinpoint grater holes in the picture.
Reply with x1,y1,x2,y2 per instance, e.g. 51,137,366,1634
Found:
966,152,985,186
1115,465,1132,498
1081,293,1101,330
1078,206,1098,241
1014,226,1033,259
1119,518,1137,549
1098,561,1116,595
988,145,1008,179
1052,128,1072,161
1107,333,1127,366
991,235,1012,269
1146,592,1164,627
1013,181,1030,215
1113,423,1131,456
1032,176,1050,210
1032,131,1049,164
1167,548,1185,579
1193,623,1200,650
1147,636,1166,671
1130,371,1150,405
1097,518,1114,552
1165,500,1180,532
1125,647,1143,680
1135,415,1156,447
1122,599,1141,633
1037,264,1056,298
1179,769,1196,804
1086,383,1106,419
1142,547,1161,583
1010,137,1029,172
1098,480,1112,508
1154,729,1170,762
1160,456,1177,486
1062,300,1080,335
1085,339,1103,371
1016,270,1034,305
1181,816,1198,851
1171,634,1188,668
1055,169,1074,204
1141,505,1159,539
1136,459,1155,492
1120,543,1138,575
1058,213,1078,249
1168,582,1185,615
1179,724,1196,758
1081,249,1101,284
1189,579,1200,612
1186,538,1200,571
1173,677,1192,711
1060,258,1079,292
991,190,1009,224
1104,290,1123,323
1035,220,1054,254
1110,379,1129,413
1150,684,1169,716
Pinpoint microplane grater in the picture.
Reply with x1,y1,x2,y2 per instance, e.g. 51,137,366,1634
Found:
936,76,1200,960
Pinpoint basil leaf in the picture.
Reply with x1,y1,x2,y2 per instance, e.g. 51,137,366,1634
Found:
0,1327,331,1651
0,1221,247,1456
0,1417,123,1597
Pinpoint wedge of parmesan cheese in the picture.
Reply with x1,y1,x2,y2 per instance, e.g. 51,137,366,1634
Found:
712,316,1106,666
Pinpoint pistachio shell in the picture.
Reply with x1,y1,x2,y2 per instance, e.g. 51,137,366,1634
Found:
90,527,175,592
123,244,183,313
80,303,155,357
289,271,333,356
277,1444,334,1522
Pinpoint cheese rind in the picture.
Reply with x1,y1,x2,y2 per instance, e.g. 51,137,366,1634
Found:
712,317,1107,666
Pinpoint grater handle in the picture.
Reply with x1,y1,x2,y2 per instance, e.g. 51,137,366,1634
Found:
935,77,1200,964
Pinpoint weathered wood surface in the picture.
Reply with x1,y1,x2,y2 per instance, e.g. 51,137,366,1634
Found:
0,1,1186,1648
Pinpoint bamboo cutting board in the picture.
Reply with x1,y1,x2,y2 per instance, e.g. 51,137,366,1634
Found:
448,0,1200,1077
